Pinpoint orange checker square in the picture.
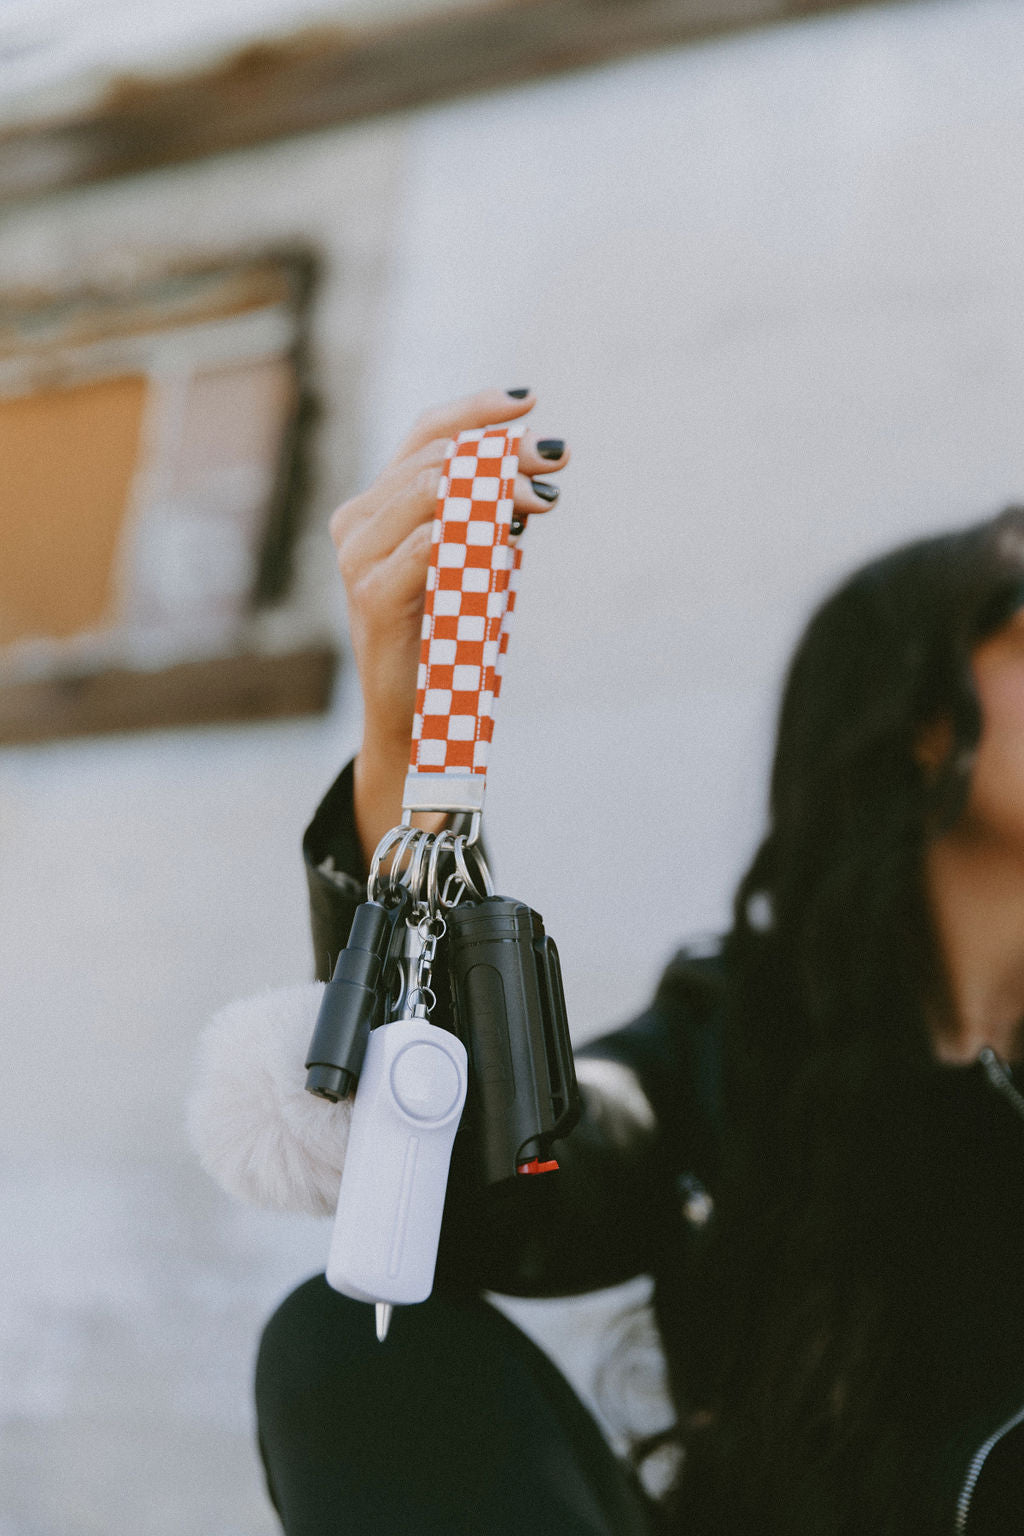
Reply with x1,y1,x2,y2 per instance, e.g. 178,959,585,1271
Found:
424,664,454,690
420,715,450,739
447,478,476,498
452,639,484,667
450,690,480,715
464,546,495,569
431,615,460,641
436,568,465,591
458,591,489,617
443,740,476,769
470,497,503,516
477,717,495,742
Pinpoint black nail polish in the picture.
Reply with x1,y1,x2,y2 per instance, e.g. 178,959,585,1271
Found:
506,388,531,399
510,519,525,536
537,439,564,460
532,480,559,503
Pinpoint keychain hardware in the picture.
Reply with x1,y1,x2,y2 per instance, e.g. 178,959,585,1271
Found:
368,825,493,909
308,425,578,1342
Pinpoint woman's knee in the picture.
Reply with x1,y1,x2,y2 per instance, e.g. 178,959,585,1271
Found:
256,1277,526,1463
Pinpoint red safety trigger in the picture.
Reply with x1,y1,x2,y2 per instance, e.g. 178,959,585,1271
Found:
516,1158,560,1175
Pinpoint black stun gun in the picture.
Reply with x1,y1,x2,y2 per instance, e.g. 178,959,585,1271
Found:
446,897,580,1185
305,889,410,1102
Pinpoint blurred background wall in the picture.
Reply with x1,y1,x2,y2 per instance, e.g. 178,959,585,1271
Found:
4,0,1024,1530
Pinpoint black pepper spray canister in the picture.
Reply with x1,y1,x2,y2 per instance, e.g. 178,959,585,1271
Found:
445,896,580,1185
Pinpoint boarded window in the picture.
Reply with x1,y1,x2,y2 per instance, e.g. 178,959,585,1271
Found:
0,255,334,741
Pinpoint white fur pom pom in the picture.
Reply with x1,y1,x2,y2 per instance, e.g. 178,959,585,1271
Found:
187,982,350,1218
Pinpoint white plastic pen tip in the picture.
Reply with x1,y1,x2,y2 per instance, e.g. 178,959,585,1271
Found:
375,1303,393,1342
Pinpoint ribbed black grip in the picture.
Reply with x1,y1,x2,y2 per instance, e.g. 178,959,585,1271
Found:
447,897,580,1184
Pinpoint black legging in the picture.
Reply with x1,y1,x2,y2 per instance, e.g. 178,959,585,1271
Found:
256,1276,656,1536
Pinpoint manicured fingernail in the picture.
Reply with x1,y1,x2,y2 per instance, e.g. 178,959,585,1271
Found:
537,439,564,460
506,388,531,399
510,518,526,536
531,480,559,503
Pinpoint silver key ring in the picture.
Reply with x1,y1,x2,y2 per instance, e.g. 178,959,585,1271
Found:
405,828,432,907
426,829,454,914
454,833,493,900
368,825,409,902
387,825,421,897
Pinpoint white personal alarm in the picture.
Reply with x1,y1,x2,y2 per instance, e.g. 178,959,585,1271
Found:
325,1014,468,1326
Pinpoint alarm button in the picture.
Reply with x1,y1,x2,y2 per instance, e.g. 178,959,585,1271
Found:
391,1042,462,1122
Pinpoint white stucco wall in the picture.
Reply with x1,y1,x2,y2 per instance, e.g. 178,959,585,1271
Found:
365,0,1024,1032
5,0,1024,1529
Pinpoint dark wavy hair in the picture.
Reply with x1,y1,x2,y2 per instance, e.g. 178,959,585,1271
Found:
669,507,1024,1536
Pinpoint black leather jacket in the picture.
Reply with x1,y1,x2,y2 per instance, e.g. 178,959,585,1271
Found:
304,762,1024,1536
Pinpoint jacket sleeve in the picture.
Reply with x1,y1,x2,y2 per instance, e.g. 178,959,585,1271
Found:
302,758,371,982
303,762,725,1299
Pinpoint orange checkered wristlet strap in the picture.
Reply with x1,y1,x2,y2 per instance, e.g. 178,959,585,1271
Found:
403,426,524,821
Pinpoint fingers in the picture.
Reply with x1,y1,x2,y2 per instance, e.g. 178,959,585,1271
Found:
513,471,561,514
392,386,536,463
364,519,435,619
335,429,568,579
517,433,569,478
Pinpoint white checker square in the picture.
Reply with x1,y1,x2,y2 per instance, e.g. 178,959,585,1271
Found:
453,664,481,691
482,640,499,669
412,713,423,740
486,592,505,618
473,740,490,769
462,568,490,592
478,435,505,458
466,520,496,547
457,615,485,641
416,663,427,689
446,715,476,741
433,589,462,616
426,565,438,591
421,613,432,639
417,739,447,767
431,521,441,543
450,454,479,478
429,638,457,665
443,497,472,522
479,690,494,716
437,475,449,498
471,477,500,501
496,499,513,524
501,455,518,479
424,688,452,714
490,544,513,570
438,542,467,568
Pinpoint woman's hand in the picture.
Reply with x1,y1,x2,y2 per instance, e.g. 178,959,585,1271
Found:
329,387,569,867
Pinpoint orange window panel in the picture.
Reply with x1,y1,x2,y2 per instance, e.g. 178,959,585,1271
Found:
0,373,147,646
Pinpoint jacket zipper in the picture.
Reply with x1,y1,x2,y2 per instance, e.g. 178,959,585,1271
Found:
978,1046,1024,1121
953,1049,1024,1533
955,1401,1024,1534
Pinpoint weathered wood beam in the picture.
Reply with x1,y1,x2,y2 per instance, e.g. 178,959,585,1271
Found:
0,645,339,743
0,0,901,204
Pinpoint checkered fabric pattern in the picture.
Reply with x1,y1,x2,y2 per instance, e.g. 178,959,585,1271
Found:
409,426,523,785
